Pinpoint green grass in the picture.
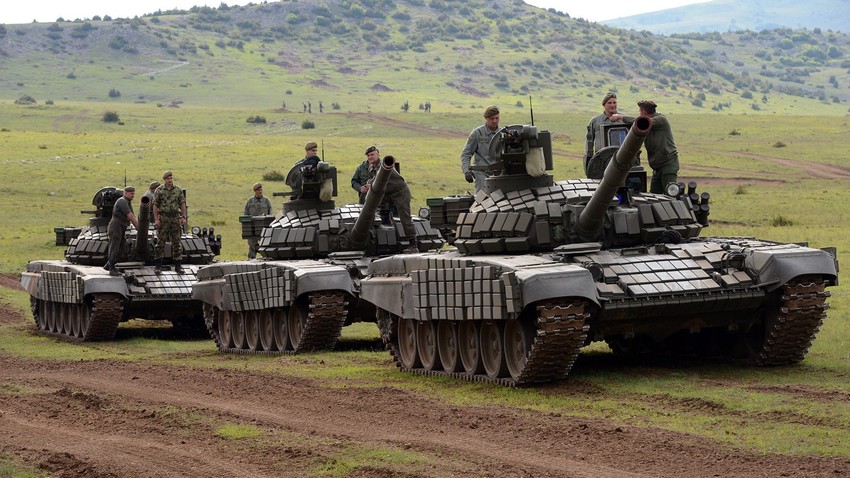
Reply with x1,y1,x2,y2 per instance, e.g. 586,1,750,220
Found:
216,423,264,440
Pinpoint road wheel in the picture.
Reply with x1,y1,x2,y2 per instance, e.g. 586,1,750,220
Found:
481,320,508,379
437,320,461,373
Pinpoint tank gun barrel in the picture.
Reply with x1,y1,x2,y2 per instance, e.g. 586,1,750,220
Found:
575,115,652,241
350,155,395,249
135,195,151,260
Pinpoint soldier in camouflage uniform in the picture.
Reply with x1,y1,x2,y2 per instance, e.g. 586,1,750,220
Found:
351,147,379,204
153,170,187,273
460,105,500,194
243,182,272,259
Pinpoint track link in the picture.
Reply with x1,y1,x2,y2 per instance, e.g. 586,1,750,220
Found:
379,299,591,387
30,294,123,342
207,292,349,355
751,277,830,365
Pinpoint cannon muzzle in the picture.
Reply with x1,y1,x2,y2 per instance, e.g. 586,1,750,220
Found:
575,115,652,241
135,195,151,260
350,155,395,249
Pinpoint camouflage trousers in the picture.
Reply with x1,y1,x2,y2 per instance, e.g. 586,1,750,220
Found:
155,217,183,261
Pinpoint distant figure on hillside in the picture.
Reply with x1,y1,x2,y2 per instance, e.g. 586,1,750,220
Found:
319,101,324,113
424,101,431,113
308,101,312,114
401,100,409,113
612,99,680,194
460,105,500,193
585,92,623,173
303,103,307,113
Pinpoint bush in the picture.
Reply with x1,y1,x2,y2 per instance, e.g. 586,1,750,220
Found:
102,111,120,123
14,94,36,105
301,120,315,129
246,115,266,124
108,88,121,98
771,215,794,227
262,170,285,181
729,129,741,136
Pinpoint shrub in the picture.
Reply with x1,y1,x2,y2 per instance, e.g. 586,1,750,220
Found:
773,141,786,148
262,170,285,181
14,94,36,105
102,111,120,123
246,115,266,124
108,88,121,98
729,129,741,136
301,120,315,129
771,215,794,227
734,185,747,195
66,72,76,79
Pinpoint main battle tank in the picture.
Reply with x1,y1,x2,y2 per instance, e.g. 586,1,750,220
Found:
21,186,222,340
192,156,445,354
359,118,839,386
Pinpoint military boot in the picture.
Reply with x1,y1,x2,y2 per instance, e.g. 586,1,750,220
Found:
103,262,113,271
154,259,162,274
174,262,185,274
402,238,418,254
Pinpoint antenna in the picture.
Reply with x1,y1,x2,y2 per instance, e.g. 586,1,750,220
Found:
321,139,325,161
124,169,127,188
529,95,534,126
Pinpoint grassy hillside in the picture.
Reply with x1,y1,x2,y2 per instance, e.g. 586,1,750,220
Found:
0,0,848,116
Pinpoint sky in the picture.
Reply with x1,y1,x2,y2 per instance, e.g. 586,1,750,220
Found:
0,0,712,25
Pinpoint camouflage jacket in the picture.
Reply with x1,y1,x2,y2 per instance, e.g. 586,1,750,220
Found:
154,185,185,217
351,160,372,192
244,196,272,216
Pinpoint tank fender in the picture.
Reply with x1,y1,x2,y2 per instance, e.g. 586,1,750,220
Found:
745,246,838,291
293,265,355,297
192,277,226,309
79,275,129,298
512,265,599,307
20,272,40,297
360,275,412,318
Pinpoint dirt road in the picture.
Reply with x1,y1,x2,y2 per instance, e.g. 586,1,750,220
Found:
1,278,848,477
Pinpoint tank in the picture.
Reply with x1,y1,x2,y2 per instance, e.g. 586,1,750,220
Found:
359,118,839,386
20,186,222,340
192,155,445,354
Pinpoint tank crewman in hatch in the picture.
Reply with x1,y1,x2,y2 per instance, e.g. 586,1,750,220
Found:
460,105,500,194
243,182,272,259
104,186,140,276
612,99,680,194
585,92,623,168
285,141,319,200
364,146,418,253
351,145,380,204
153,170,187,274
143,181,160,202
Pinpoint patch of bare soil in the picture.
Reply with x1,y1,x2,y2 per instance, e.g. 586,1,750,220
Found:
1,300,848,477
371,83,393,92
0,273,22,292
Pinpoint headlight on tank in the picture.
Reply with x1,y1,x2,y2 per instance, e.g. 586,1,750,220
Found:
418,207,430,219
665,182,682,197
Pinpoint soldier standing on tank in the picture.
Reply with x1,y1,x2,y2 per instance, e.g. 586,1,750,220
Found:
153,171,187,274
461,105,500,194
364,146,418,253
612,100,680,194
143,181,159,202
585,92,623,170
286,141,319,200
351,145,380,204
244,182,272,259
104,186,140,276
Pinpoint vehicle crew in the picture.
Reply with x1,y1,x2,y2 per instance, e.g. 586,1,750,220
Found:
243,182,272,259
104,186,139,276
460,105,501,193
153,171,187,273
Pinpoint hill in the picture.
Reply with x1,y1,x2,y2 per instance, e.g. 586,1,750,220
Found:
604,0,849,36
0,0,848,116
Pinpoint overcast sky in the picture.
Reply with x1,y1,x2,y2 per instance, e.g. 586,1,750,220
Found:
0,0,711,25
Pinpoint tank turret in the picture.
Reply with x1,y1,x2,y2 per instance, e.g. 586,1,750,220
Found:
359,121,838,387
22,185,222,341
193,156,446,355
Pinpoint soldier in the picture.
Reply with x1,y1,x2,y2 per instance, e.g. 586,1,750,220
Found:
351,145,379,204
364,146,418,253
153,171,187,274
285,141,318,200
244,182,272,259
460,105,500,193
104,186,140,276
585,92,623,171
143,181,160,202
612,100,680,194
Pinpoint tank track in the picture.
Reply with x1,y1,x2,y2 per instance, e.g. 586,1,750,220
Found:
379,299,591,387
750,277,830,365
206,292,348,355
29,294,123,341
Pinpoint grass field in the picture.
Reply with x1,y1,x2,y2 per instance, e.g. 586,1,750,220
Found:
1,103,848,466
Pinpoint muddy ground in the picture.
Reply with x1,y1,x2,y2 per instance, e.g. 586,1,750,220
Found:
1,276,848,477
